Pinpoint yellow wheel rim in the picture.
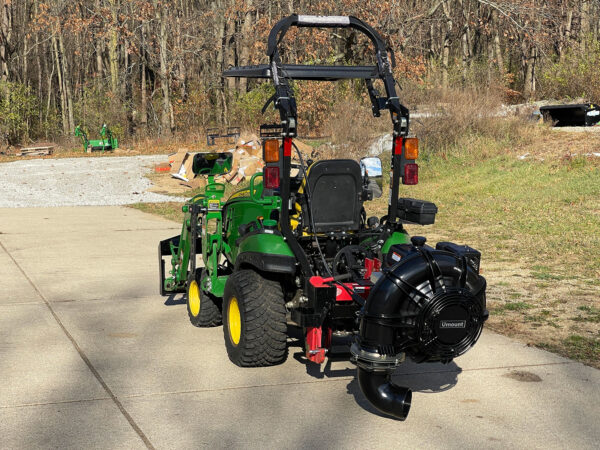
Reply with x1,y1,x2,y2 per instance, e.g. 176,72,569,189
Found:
228,297,241,346
188,280,201,317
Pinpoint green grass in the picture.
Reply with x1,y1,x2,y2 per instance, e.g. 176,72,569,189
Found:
493,301,533,315
531,265,565,281
540,335,600,365
571,305,600,323
388,153,600,280
525,310,561,328
130,202,183,222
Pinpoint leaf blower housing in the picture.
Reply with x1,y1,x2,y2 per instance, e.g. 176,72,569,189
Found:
351,239,488,419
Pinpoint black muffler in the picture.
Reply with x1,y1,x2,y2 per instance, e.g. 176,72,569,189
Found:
351,240,487,420
357,368,412,420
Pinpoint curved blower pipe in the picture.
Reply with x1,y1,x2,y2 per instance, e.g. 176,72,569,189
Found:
352,243,487,420
357,368,412,420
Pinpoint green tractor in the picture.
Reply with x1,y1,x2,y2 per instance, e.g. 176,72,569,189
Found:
159,15,487,420
74,123,118,153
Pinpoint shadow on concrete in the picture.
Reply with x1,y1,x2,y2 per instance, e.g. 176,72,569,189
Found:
345,360,462,419
288,327,356,379
163,293,185,306
395,360,462,393
286,325,462,418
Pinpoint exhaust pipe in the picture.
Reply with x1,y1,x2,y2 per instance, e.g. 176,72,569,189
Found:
357,368,411,420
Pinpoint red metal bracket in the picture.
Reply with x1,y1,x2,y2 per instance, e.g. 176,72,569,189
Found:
305,326,331,364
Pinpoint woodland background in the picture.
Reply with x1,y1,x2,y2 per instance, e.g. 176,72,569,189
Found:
1,0,599,146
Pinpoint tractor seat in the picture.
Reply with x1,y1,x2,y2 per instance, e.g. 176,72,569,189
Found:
301,159,363,233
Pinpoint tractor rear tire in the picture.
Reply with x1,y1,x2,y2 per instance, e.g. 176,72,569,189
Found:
187,269,222,327
222,269,287,367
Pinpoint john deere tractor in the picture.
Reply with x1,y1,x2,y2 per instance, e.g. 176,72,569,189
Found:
74,123,118,153
159,15,487,420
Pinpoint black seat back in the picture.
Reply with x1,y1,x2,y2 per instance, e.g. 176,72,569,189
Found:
303,159,363,232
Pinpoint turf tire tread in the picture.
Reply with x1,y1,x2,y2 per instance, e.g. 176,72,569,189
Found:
223,269,287,367
187,269,222,327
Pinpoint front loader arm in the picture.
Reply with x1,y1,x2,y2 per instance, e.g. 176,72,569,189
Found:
158,200,203,295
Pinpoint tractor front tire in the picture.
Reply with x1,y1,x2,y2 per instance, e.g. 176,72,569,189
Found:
223,270,287,367
187,269,222,327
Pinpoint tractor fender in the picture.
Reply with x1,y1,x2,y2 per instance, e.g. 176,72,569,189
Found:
234,233,296,274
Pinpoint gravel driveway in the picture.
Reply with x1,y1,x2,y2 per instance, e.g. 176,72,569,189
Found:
0,155,185,207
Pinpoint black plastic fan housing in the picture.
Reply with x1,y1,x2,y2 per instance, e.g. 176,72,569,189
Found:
359,245,487,364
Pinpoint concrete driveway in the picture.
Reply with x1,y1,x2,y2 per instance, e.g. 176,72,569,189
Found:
1,206,598,449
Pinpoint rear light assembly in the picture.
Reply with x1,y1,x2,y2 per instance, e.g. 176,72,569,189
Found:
263,139,280,163
264,166,280,189
403,163,418,185
404,138,419,160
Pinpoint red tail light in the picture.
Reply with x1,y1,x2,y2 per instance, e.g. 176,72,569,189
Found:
264,166,280,189
403,163,418,185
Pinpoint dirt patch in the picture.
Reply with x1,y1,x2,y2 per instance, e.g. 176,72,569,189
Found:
513,128,600,162
503,370,542,382
146,171,196,196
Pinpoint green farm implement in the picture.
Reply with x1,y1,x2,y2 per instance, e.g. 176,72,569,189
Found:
74,124,118,153
159,15,488,420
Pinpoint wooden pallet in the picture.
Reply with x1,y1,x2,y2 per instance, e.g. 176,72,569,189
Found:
15,145,55,156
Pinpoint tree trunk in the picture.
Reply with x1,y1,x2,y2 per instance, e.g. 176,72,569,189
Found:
522,42,537,99
581,0,592,50
95,0,104,82
58,32,74,134
0,0,12,94
215,5,226,125
108,0,120,94
461,29,470,83
492,10,504,74
238,1,253,93
51,32,68,134
441,0,453,89
559,9,573,60
175,10,187,101
140,21,148,128
428,22,436,73
45,48,54,127
35,3,42,122
224,18,236,91
155,1,172,134
22,2,28,85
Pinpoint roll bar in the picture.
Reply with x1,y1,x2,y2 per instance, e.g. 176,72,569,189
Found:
259,14,408,138
223,15,413,278
266,15,390,61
